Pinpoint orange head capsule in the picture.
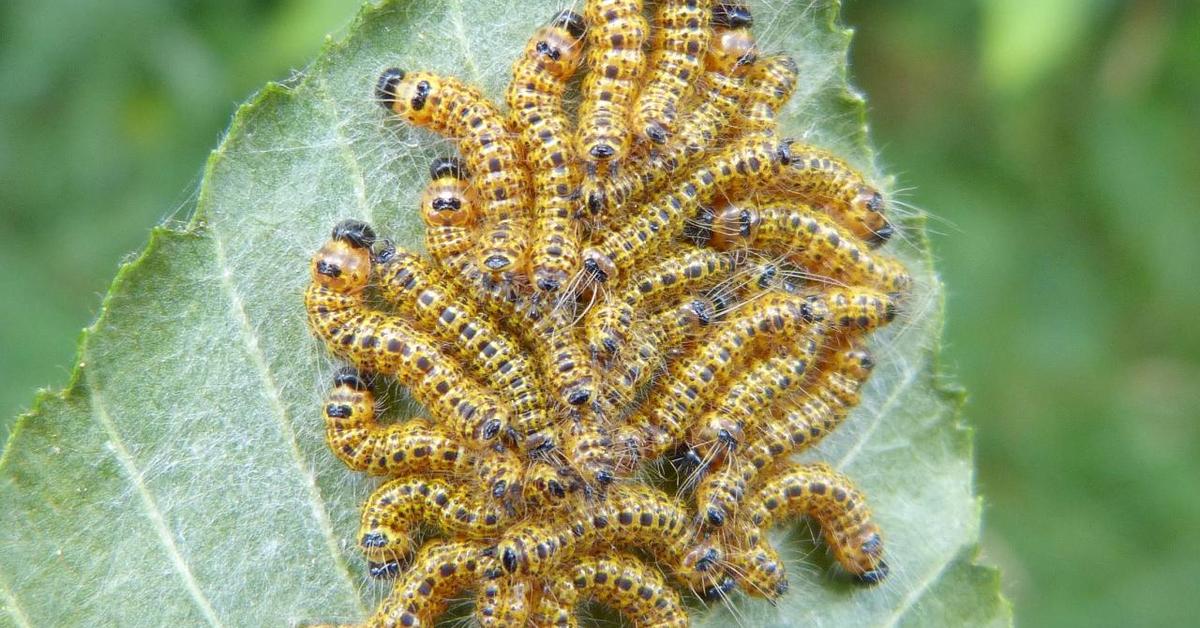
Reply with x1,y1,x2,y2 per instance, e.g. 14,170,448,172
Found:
310,219,374,293
853,185,893,247
709,203,760,250
536,11,587,79
421,157,476,227
706,3,757,76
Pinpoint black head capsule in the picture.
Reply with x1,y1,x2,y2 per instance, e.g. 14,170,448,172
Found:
429,156,469,181
856,561,890,585
376,68,405,109
332,219,376,249
589,144,616,160
501,548,519,573
645,122,668,145
776,138,795,166
333,367,370,391
553,10,586,40
712,3,753,29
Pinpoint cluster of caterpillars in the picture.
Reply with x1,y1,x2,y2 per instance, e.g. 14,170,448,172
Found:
304,1,910,626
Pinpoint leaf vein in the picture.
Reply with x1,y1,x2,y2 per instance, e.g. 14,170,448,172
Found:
0,570,33,628
879,546,963,628
835,362,921,470
210,232,367,616
315,77,373,224
86,373,225,627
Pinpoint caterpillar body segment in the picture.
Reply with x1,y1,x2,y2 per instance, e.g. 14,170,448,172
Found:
698,343,875,525
747,462,889,583
633,0,714,145
582,134,789,283
420,157,478,264
577,0,648,172
538,309,599,409
627,291,828,460
735,53,799,136
376,69,532,274
770,143,893,246
356,476,507,565
687,323,826,467
323,370,476,478
522,460,583,510
586,245,734,358
367,540,494,627
507,11,587,292
306,226,507,445
377,250,550,437
531,554,689,627
475,576,534,628
709,200,913,293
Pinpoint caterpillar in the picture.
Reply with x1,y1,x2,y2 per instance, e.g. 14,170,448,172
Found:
632,0,713,145
531,553,689,627
507,11,587,292
495,484,692,579
586,245,734,358
768,143,894,246
522,460,583,510
305,221,508,444
322,368,474,478
419,157,477,267
582,3,759,214
709,199,912,293
745,461,889,583
366,539,494,627
356,476,507,566
562,410,617,487
377,69,532,274
721,523,789,599
807,286,898,335
697,342,875,526
626,291,828,461
376,250,549,438
581,134,789,283
686,323,826,468
735,52,799,136
577,0,647,175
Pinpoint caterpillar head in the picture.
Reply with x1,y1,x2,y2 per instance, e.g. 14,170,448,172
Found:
376,68,439,125
311,219,375,293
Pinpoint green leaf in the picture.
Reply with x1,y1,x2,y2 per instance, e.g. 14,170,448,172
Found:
0,1,1009,626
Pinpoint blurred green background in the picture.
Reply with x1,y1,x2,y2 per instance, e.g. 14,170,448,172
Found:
1,0,1196,625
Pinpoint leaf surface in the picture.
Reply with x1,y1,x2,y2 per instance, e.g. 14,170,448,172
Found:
0,1,1009,626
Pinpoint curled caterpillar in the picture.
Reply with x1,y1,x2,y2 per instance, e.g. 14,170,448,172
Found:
367,539,494,627
377,69,532,274
305,221,508,444
746,461,889,583
735,52,799,136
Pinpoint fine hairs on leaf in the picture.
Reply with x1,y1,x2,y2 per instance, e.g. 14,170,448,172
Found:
0,1,1009,626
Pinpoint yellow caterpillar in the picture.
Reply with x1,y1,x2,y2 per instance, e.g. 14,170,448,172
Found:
577,0,647,174
377,69,531,274
735,52,799,136
745,461,889,583
627,291,828,460
475,576,534,627
356,475,507,565
531,553,689,627
769,143,894,246
709,199,912,293
633,0,713,144
507,11,587,292
366,539,494,627
376,250,549,438
697,343,875,526
305,221,508,445
582,134,788,283
586,245,734,357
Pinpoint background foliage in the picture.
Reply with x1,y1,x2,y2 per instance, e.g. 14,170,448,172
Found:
1,0,1197,625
